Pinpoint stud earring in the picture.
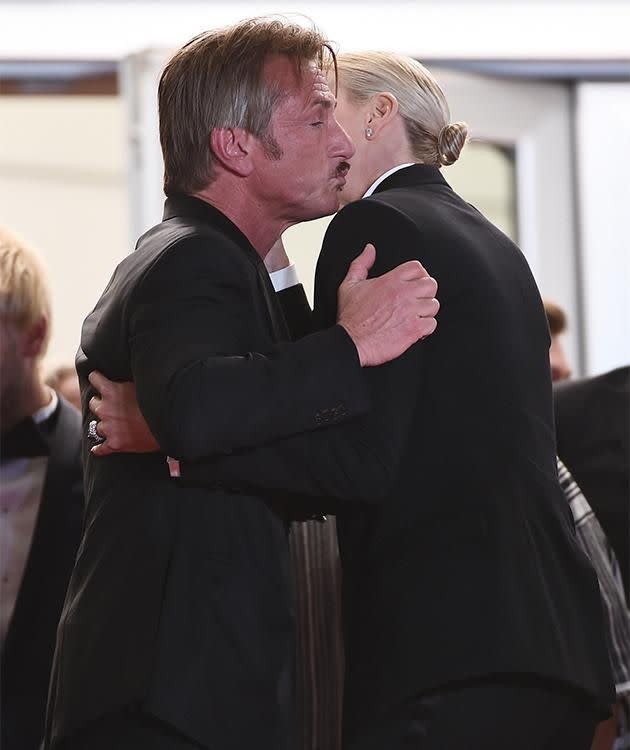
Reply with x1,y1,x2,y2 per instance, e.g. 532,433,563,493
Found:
366,127,373,138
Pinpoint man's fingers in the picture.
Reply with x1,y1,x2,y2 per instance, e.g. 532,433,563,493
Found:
94,419,122,452
390,259,430,281
404,275,438,302
417,316,438,339
88,370,111,396
343,244,376,285
88,395,102,417
417,276,438,300
90,419,112,457
361,243,376,269
91,441,114,457
398,314,438,344
391,276,438,314
415,296,440,318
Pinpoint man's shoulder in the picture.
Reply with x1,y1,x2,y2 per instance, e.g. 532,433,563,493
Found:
131,216,256,292
556,365,629,397
555,366,630,422
137,216,245,265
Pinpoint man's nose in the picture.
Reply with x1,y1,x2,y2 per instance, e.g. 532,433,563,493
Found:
331,118,355,161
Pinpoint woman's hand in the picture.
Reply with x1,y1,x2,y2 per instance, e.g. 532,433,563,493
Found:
88,371,160,456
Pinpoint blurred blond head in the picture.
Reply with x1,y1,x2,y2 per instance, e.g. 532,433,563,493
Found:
0,227,53,427
0,226,51,358
337,51,468,168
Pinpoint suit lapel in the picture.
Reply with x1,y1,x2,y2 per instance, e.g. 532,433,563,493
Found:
163,195,291,344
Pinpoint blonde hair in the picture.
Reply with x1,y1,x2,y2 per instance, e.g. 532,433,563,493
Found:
337,51,468,166
159,17,336,195
0,227,52,357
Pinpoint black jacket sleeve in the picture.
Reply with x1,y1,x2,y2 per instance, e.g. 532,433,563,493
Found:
180,199,431,505
276,284,314,341
128,237,370,460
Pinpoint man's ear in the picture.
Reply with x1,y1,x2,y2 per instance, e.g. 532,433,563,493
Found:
367,92,399,137
22,316,48,359
210,128,256,177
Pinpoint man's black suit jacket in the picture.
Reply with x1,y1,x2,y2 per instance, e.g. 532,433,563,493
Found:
44,196,378,750
183,166,614,742
554,366,630,599
1,396,83,750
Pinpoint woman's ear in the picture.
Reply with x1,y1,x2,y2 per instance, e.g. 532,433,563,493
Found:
367,92,399,137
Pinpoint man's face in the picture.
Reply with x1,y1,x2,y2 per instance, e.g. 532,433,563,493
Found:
251,57,355,225
0,317,27,428
549,333,572,382
333,85,374,206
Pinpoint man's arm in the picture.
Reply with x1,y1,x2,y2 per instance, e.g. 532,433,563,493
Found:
94,221,438,462
88,240,313,456
91,203,438,502
126,236,370,460
178,200,437,503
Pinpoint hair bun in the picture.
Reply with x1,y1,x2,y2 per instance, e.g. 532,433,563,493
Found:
438,121,468,166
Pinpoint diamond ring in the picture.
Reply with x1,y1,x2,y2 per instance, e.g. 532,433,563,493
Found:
87,419,104,443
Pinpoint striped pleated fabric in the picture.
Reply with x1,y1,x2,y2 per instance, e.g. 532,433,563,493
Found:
558,458,630,749
289,518,344,750
288,462,630,749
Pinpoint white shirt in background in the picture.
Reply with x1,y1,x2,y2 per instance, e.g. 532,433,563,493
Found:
0,388,57,642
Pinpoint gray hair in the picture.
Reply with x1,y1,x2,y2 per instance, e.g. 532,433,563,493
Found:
159,17,337,195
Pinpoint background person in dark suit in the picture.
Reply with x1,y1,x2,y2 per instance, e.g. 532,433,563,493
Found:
43,22,440,750
555,366,630,602
543,298,629,599
541,301,630,749
91,51,614,749
0,227,84,750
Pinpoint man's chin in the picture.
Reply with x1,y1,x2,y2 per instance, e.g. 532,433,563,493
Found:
297,197,340,223
338,185,362,209
338,193,354,209
319,193,343,217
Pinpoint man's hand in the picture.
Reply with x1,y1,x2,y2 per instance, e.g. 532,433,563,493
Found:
337,244,439,367
88,371,159,456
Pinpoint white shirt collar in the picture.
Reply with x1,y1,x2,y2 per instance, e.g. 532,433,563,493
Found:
33,387,58,424
362,163,415,199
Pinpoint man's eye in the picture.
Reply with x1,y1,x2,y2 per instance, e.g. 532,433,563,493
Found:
310,121,324,127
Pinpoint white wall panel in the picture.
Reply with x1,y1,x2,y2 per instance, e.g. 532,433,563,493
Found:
576,83,630,375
